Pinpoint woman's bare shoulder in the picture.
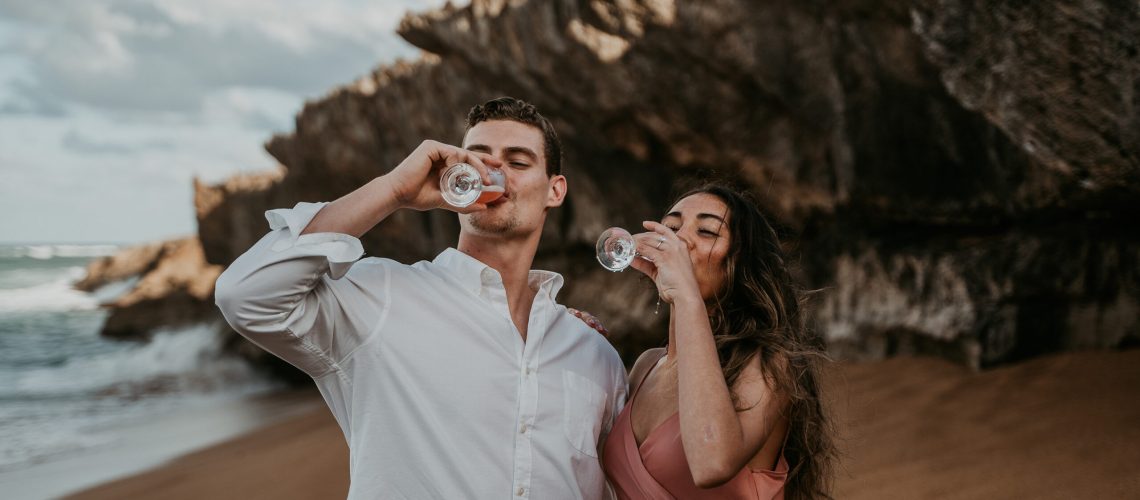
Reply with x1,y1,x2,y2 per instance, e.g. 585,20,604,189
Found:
627,347,667,389
733,351,790,412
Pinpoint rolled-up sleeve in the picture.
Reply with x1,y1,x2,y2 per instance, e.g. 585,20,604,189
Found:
215,202,384,377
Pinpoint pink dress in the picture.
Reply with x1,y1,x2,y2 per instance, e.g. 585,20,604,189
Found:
602,353,788,500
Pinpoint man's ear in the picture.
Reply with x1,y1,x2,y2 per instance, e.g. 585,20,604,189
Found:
546,174,567,208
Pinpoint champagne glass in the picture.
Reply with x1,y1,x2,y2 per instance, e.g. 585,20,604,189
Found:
439,163,506,207
596,227,637,272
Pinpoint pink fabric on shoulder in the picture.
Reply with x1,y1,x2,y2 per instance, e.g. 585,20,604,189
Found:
602,353,787,500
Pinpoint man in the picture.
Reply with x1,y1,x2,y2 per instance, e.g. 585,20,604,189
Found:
215,97,627,499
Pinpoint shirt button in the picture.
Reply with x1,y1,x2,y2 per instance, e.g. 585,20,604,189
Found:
516,487,525,496
519,424,528,434
525,367,534,375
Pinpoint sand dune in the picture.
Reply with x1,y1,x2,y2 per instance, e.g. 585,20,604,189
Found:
70,350,1140,499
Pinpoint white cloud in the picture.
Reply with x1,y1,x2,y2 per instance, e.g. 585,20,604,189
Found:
200,86,299,132
0,0,438,115
0,108,281,243
0,0,454,243
62,129,174,155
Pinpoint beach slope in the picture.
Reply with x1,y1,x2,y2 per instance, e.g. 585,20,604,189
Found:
70,349,1140,499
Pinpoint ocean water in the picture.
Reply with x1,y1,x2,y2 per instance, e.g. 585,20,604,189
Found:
0,244,280,475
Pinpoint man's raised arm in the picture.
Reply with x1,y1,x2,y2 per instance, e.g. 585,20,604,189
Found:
301,140,499,236
214,141,499,375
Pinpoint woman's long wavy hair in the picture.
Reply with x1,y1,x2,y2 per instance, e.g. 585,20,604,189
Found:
675,184,836,500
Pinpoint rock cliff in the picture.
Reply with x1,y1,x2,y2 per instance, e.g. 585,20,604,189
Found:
94,0,1139,371
81,237,222,340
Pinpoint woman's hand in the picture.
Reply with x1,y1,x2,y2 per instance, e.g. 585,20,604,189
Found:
567,308,609,336
385,140,502,213
628,221,702,305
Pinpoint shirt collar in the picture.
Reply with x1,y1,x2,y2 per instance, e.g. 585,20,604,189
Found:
433,248,564,302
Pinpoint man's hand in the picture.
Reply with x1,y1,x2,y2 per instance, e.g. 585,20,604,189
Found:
567,308,609,336
301,140,504,237
386,140,502,213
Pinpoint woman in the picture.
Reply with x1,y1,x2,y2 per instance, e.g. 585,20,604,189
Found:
597,184,835,500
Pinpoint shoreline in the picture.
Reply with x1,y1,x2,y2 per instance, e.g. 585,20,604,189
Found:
0,390,324,500
67,394,349,500
53,349,1140,499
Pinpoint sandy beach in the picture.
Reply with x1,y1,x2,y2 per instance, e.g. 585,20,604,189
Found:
825,350,1140,499
67,349,1140,499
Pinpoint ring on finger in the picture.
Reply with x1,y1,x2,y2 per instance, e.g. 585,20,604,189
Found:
655,236,666,250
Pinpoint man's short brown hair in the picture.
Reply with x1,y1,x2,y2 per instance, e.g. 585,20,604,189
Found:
466,97,562,176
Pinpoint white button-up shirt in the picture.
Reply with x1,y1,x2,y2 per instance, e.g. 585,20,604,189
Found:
215,202,628,500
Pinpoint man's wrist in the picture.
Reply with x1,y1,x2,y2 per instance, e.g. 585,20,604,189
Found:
374,173,409,210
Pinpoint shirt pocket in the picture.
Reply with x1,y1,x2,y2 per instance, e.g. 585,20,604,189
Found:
562,370,607,458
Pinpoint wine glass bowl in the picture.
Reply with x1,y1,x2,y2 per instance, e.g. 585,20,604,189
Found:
440,163,506,207
596,227,637,272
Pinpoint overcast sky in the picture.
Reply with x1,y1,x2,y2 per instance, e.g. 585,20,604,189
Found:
0,0,449,244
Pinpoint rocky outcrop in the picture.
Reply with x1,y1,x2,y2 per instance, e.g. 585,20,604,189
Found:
194,169,286,266
911,1,1139,196
815,227,1140,368
89,237,223,340
75,241,166,292
106,0,1136,371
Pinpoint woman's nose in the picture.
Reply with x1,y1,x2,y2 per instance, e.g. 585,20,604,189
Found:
676,229,696,250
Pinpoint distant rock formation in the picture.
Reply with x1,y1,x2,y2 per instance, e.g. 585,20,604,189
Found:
79,236,310,383
77,238,220,341
194,169,286,266
81,237,222,340
75,241,166,292
95,0,1139,372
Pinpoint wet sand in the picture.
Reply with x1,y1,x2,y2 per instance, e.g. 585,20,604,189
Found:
65,402,348,500
0,392,323,500
69,349,1140,499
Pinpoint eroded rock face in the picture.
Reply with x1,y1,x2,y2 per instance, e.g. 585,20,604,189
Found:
114,0,1137,370
92,237,223,340
911,0,1140,195
194,169,286,266
75,241,166,292
814,227,1140,369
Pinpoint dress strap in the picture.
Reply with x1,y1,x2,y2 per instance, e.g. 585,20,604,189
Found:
630,349,669,401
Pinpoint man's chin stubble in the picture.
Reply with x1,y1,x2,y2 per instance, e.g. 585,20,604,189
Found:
469,212,520,234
